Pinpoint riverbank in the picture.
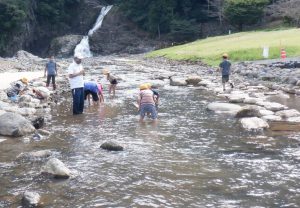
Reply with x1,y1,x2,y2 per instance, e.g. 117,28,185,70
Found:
1,51,300,207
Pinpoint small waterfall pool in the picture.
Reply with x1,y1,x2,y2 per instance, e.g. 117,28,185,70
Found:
1,58,300,207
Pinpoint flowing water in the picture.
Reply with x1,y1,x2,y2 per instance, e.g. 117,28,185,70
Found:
1,58,300,207
74,6,113,58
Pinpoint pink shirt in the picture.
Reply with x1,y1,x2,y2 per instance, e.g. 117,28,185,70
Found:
139,89,155,106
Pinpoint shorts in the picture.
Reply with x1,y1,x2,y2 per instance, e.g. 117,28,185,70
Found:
140,104,157,119
84,90,99,102
110,79,118,85
222,75,229,83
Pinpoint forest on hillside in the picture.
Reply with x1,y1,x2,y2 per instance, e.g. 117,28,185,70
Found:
0,0,299,55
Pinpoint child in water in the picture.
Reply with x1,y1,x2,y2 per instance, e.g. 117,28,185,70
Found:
103,69,117,98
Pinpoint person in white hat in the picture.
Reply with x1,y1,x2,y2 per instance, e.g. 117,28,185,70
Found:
67,54,85,115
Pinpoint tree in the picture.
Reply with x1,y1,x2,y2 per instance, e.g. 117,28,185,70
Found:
224,0,269,30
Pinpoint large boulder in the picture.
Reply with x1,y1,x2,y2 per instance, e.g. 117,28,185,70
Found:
185,75,201,86
100,141,124,151
41,158,71,179
240,117,269,131
207,102,242,114
49,35,83,57
170,77,187,86
0,112,35,137
22,191,40,208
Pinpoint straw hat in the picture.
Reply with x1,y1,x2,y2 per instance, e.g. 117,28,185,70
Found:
139,84,148,90
222,53,229,58
21,77,28,84
145,83,152,89
102,69,110,75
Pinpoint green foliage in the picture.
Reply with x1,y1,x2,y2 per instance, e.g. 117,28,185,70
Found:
117,0,217,38
224,0,269,30
169,19,200,42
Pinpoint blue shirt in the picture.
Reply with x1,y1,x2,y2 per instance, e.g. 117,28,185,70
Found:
46,61,56,75
84,81,99,93
219,60,231,76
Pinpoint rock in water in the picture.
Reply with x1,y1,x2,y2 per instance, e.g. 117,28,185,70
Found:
100,141,124,151
207,102,242,114
31,117,44,129
240,117,269,131
235,106,262,118
0,112,35,137
186,75,201,85
170,77,187,86
22,191,40,208
41,158,71,179
17,150,52,160
275,109,300,119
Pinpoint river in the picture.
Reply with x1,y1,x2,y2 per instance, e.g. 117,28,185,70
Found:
0,57,300,207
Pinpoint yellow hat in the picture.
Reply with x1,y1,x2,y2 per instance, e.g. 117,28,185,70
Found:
222,53,228,58
139,84,148,90
145,83,152,89
102,69,110,75
21,77,28,84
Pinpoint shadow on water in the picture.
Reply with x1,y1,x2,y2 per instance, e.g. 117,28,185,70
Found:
1,68,300,207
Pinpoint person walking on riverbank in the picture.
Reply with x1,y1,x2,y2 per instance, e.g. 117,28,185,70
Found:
44,55,57,90
68,55,85,115
103,69,117,98
138,84,158,122
219,53,234,91
84,81,104,106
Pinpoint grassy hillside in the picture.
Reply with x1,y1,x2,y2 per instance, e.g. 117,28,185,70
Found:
148,28,300,66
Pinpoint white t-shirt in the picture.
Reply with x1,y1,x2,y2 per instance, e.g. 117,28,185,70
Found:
67,62,84,89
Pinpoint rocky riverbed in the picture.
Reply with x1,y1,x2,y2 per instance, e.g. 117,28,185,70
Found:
1,51,300,207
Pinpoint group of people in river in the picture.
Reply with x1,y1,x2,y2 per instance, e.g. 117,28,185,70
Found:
67,54,160,122
6,53,232,122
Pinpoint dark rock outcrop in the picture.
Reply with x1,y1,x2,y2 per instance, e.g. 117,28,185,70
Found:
100,141,124,151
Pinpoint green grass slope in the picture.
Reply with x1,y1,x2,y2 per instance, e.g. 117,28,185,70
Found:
148,28,300,66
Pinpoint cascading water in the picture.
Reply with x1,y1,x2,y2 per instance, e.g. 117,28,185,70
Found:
74,5,113,58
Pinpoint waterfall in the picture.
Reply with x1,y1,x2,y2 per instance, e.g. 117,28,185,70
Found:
74,5,113,58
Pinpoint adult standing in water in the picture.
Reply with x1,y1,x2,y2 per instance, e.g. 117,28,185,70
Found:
68,55,85,115
103,69,117,98
219,53,234,91
44,55,58,90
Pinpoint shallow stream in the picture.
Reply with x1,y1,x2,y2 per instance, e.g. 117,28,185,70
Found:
1,58,300,207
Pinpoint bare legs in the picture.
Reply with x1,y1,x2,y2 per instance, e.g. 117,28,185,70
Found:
109,84,117,98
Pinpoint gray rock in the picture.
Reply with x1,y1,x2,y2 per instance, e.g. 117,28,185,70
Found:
41,158,71,179
207,102,242,114
17,150,52,160
100,141,124,151
18,95,32,103
22,191,40,208
275,109,300,119
37,129,51,136
235,106,262,118
170,77,187,86
262,115,282,121
0,112,35,137
185,75,201,86
240,117,269,131
49,35,83,57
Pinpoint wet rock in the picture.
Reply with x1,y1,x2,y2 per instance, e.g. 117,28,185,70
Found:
0,112,35,137
100,141,124,151
240,117,269,131
258,109,274,116
17,150,52,160
243,97,264,105
170,77,187,86
185,75,201,86
22,191,40,208
31,117,44,129
275,109,300,119
256,101,287,111
37,129,51,136
235,106,261,118
197,80,212,87
262,115,282,121
228,94,248,103
41,158,71,179
17,108,37,116
207,102,242,114
49,35,83,57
